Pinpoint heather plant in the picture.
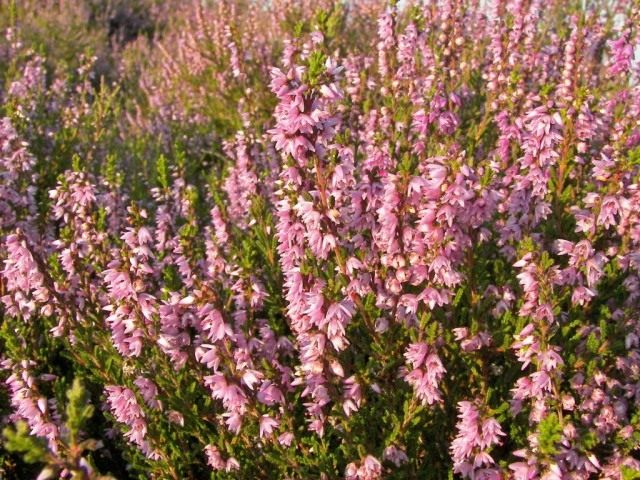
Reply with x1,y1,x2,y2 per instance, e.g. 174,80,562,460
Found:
1,0,640,479
3,378,114,479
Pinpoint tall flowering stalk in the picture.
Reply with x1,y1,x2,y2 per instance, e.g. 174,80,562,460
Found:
0,1,640,479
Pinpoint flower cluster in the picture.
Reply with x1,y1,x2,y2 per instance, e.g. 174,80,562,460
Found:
1,0,640,479
450,401,505,479
104,385,159,460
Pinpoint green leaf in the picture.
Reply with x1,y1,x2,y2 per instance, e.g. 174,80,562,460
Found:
65,378,94,442
622,466,640,480
3,421,48,464
538,413,563,456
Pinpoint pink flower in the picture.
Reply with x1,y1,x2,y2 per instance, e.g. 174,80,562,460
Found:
134,376,161,410
204,445,226,470
608,32,633,75
103,269,135,302
257,381,285,406
403,343,445,405
597,196,619,229
105,385,155,457
1,234,50,320
349,455,382,480
383,445,409,466
404,343,429,369
343,376,362,416
223,411,243,435
3,360,59,452
278,431,294,447
199,304,231,342
451,401,504,479
509,450,538,480
259,415,279,438
204,374,247,412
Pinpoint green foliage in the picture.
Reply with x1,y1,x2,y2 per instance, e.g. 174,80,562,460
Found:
537,413,563,457
1,1,639,478
306,50,328,86
1,375,119,478
622,466,640,480
2,422,48,465
66,379,95,443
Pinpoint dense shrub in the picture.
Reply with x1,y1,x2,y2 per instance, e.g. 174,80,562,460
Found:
1,0,640,478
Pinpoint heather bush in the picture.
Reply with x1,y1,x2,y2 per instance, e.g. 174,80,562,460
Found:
1,0,640,479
